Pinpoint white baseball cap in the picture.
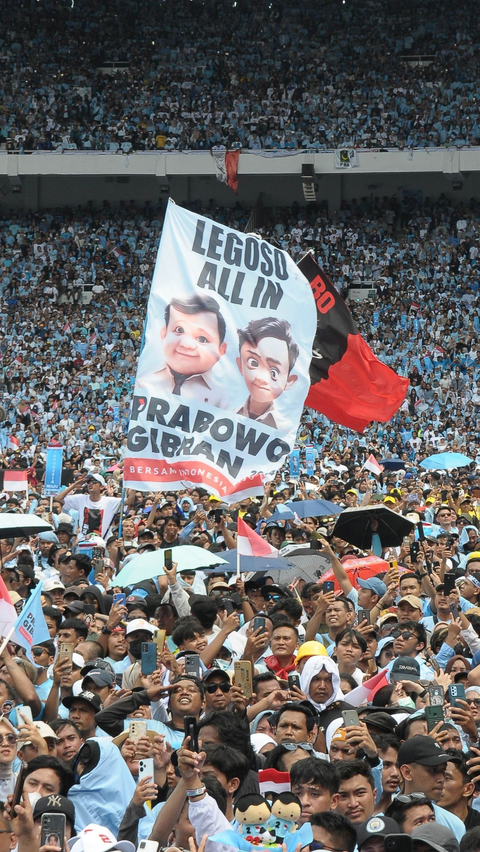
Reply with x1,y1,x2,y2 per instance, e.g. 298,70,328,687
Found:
43,577,65,592
68,824,135,852
86,473,107,487
125,618,156,636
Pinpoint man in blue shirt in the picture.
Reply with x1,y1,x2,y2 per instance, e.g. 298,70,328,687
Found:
397,736,465,839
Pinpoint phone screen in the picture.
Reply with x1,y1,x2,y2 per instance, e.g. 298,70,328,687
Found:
164,549,173,570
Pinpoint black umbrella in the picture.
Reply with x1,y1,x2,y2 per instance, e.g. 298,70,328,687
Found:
266,543,333,584
0,513,54,539
379,458,406,471
332,505,415,549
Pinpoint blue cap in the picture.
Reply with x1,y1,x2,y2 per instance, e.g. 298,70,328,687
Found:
375,636,395,659
38,531,59,545
358,577,387,597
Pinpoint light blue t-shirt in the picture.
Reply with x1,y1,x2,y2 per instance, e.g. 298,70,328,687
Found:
122,719,185,749
432,803,465,838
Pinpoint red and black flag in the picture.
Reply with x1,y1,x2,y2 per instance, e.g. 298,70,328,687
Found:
298,253,408,433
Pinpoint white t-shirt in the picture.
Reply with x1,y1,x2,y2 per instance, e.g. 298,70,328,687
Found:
63,494,122,541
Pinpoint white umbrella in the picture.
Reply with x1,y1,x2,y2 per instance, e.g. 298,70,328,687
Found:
0,514,54,539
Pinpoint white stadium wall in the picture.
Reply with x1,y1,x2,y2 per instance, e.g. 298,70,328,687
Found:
0,149,480,211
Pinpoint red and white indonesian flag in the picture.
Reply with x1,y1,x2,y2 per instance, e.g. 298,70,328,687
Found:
237,517,278,557
363,454,383,476
347,668,389,707
0,470,28,492
0,577,17,639
212,149,240,193
7,436,20,451
258,768,291,796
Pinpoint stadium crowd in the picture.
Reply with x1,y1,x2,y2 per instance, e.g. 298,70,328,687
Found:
1,0,480,152
3,192,480,852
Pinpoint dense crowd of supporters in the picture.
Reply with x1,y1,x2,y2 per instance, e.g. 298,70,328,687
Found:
2,192,480,850
2,0,480,152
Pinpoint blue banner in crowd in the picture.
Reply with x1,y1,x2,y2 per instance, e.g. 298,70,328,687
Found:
13,583,50,660
401,315,407,329
305,445,316,475
113,406,120,423
44,445,64,496
289,447,300,477
373,312,380,327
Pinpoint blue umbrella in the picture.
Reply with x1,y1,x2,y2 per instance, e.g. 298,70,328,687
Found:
379,458,406,471
420,452,473,471
285,499,343,519
112,546,228,588
267,506,296,523
205,550,295,574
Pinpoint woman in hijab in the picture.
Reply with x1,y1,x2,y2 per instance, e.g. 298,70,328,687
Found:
300,656,354,753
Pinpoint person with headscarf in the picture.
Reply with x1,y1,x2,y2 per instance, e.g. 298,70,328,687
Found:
69,738,136,836
299,656,354,752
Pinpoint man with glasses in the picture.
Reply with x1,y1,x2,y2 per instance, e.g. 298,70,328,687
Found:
435,506,459,534
385,621,434,681
261,584,290,613
203,668,232,712
397,736,465,838
385,792,436,834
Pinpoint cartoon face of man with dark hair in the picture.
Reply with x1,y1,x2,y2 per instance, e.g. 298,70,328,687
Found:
161,297,227,378
139,294,228,407
236,317,299,427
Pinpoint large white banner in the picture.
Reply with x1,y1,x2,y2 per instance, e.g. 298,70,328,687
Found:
124,201,316,499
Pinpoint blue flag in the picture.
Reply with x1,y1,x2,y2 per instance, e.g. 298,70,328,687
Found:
13,583,50,660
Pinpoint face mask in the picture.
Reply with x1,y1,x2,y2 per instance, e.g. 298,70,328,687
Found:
397,696,416,709
128,640,142,660
213,659,231,672
28,791,42,810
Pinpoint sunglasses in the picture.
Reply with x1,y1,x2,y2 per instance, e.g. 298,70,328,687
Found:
391,630,415,640
204,682,231,695
282,742,314,752
467,698,480,708
264,594,281,602
0,734,17,746
32,647,46,656
394,793,428,804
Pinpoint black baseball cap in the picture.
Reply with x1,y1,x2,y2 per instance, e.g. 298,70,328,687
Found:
80,659,115,677
203,668,230,683
33,794,75,828
390,656,421,682
261,584,289,599
171,674,204,697
82,669,114,688
398,735,451,767
63,600,86,615
62,690,102,712
357,816,401,849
